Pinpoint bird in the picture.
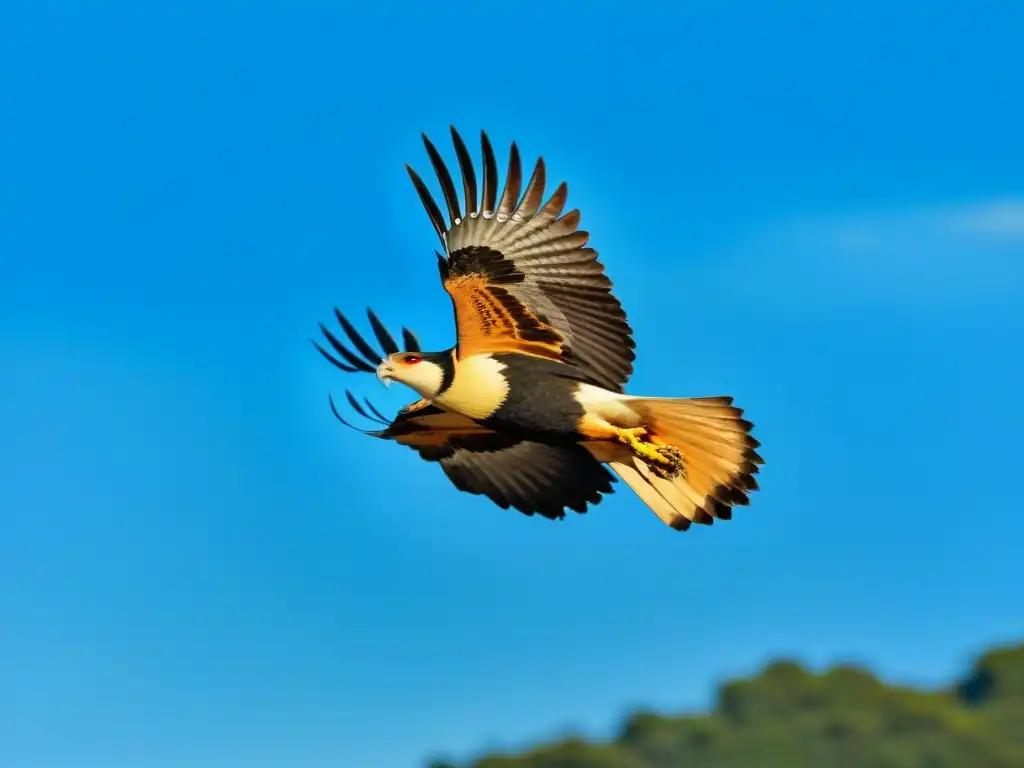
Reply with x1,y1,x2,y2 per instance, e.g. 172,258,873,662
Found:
313,127,763,531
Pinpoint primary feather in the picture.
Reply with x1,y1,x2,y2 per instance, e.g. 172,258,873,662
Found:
406,128,636,392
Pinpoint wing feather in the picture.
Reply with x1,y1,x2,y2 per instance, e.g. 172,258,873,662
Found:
451,126,478,218
401,327,421,352
366,308,399,357
496,142,522,221
409,128,635,391
316,323,375,373
480,130,499,215
422,133,462,225
405,164,447,243
334,399,615,518
314,308,421,376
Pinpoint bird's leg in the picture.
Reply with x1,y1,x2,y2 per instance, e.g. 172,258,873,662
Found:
614,427,686,479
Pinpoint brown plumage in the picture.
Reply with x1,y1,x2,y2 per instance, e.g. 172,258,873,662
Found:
407,128,636,392
314,128,763,530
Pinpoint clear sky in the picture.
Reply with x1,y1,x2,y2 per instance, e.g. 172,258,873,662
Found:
2,2,1022,767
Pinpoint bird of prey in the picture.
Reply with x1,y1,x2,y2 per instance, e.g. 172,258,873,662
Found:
314,127,762,531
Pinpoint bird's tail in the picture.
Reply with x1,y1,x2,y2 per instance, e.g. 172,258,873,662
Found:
594,396,763,531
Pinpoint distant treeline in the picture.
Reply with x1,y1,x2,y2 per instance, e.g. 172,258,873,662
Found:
427,641,1024,768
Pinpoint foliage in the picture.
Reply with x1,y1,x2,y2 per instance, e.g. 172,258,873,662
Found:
430,642,1024,767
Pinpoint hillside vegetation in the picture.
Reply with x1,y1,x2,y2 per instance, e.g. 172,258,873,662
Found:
428,642,1024,768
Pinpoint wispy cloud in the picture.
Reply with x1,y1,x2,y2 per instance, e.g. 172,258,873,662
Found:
707,199,1024,309
943,199,1024,238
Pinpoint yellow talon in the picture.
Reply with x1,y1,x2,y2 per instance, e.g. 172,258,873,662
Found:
615,426,648,450
615,427,686,479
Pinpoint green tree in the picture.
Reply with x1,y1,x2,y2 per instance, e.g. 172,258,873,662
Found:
429,642,1024,768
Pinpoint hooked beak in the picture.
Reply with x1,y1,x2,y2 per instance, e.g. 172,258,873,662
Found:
375,361,393,387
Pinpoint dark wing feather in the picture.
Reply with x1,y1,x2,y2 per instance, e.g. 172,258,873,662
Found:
439,439,616,519
366,308,399,356
406,127,636,392
334,399,615,519
313,307,421,375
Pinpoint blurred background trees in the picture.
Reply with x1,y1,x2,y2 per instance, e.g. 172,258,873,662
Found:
428,641,1024,768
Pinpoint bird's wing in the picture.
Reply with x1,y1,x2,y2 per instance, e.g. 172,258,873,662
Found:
313,305,436,416
315,306,616,517
406,127,636,392
312,305,422,374
332,397,616,519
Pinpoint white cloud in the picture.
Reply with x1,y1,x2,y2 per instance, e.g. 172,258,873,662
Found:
942,199,1024,238
706,199,1024,308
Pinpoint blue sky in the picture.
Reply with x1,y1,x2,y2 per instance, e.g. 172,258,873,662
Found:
2,2,1023,766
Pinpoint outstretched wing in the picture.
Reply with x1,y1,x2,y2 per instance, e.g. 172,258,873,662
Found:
332,397,616,519
314,306,616,517
312,306,421,374
406,127,636,392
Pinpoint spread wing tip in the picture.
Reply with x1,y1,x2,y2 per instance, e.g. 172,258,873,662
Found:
327,391,392,434
315,307,420,374
412,126,556,231
327,392,372,433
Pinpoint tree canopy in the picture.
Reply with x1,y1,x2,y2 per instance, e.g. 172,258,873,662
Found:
427,641,1024,768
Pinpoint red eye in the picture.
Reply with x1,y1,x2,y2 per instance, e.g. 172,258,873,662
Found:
403,355,422,365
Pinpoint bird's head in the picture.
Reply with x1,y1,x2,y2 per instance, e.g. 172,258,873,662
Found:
376,351,447,397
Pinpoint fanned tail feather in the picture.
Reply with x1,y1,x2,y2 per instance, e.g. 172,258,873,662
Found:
602,396,763,531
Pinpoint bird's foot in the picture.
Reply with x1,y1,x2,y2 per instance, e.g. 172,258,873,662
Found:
615,427,686,479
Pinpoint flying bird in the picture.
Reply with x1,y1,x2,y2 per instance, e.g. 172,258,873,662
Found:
314,127,763,531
